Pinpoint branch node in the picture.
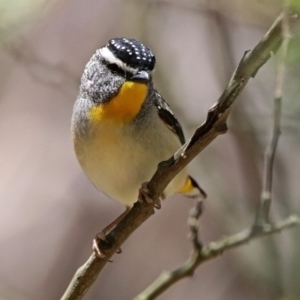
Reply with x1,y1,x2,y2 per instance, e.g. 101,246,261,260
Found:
216,123,228,134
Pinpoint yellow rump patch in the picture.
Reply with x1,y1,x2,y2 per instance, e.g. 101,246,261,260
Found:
89,82,148,123
177,177,194,194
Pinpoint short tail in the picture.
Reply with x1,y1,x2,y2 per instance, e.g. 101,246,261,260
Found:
178,176,207,199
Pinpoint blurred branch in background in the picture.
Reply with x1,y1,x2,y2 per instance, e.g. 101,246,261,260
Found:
0,1,77,97
61,11,300,300
3,42,78,95
255,2,291,227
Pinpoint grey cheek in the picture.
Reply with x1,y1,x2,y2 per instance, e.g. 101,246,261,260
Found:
86,80,94,89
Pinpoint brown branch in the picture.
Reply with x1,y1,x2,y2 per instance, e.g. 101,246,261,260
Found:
61,12,298,300
134,214,300,300
255,6,291,226
134,8,295,298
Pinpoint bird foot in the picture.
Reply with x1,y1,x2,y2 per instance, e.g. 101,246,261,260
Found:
138,182,162,209
93,232,122,260
92,208,131,259
93,232,111,260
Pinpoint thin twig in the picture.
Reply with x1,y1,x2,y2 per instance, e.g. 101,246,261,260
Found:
188,199,203,250
61,12,298,300
134,214,300,300
255,6,291,227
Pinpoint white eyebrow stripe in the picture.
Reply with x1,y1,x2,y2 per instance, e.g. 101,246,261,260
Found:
99,46,138,74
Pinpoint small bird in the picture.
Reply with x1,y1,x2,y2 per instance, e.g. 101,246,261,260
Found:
71,37,206,210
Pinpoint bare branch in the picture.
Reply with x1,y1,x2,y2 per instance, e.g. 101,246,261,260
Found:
61,12,298,300
255,6,291,226
188,199,203,251
134,7,296,299
134,214,300,300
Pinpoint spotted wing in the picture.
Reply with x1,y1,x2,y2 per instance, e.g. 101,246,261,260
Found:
154,91,185,145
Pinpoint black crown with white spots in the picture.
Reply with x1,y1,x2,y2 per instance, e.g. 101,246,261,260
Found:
107,38,155,71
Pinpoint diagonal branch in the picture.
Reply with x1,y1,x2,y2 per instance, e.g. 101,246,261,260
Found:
134,8,295,299
61,12,298,300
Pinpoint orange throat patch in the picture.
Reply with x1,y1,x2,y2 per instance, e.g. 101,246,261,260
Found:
88,81,148,123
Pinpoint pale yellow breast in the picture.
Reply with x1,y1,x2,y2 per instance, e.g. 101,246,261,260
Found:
73,95,188,206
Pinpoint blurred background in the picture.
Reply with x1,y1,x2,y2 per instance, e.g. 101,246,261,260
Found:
1,0,300,299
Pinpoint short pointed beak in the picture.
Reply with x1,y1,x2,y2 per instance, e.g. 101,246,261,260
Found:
130,70,150,83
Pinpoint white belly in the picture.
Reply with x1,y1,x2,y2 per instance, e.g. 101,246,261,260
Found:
74,117,187,206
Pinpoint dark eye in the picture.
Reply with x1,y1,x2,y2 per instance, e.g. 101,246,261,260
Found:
107,63,125,76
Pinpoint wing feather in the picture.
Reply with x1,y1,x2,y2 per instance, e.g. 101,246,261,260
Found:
153,91,185,145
